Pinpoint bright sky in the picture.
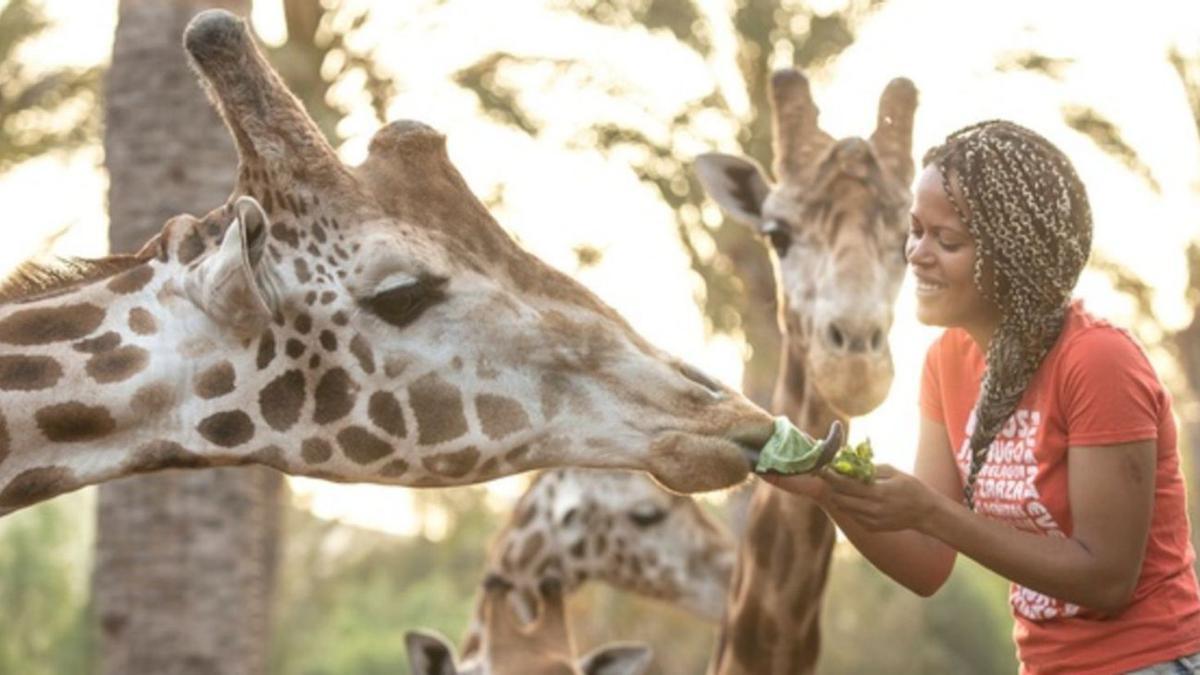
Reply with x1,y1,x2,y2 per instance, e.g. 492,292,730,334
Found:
6,0,1199,537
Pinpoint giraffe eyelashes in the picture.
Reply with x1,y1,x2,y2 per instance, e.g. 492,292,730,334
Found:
761,219,793,256
360,274,449,330
628,504,668,528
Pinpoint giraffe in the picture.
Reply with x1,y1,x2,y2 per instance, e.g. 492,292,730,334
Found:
457,467,736,658
694,70,918,674
406,575,653,675
0,9,777,516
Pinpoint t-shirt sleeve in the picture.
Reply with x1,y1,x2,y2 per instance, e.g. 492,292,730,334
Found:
919,336,945,423
1060,326,1163,446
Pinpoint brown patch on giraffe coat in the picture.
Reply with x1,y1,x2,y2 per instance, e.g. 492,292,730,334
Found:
336,426,393,464
128,308,156,335
409,372,468,445
249,445,287,470
178,229,206,264
270,222,299,249
293,258,311,283
318,330,337,352
256,329,276,369
313,368,356,424
285,338,306,359
332,311,348,326
421,446,480,478
195,361,236,399
367,391,406,437
129,440,209,473
475,394,530,440
301,437,333,464
380,459,409,477
505,444,530,464
516,531,545,569
344,333,370,368
0,355,62,390
514,501,537,528
131,382,175,417
0,304,105,345
197,411,255,448
106,265,155,294
294,313,312,335
0,466,78,510
259,370,306,431
36,402,116,442
86,345,149,384
0,412,9,466
73,331,120,354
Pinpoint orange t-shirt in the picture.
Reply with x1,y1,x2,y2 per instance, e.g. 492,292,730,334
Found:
920,300,1200,675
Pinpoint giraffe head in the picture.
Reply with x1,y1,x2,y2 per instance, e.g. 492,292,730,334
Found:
458,468,734,658
0,10,778,513
695,71,917,416
406,576,653,675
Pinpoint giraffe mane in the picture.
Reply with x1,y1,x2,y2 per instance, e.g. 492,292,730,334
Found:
0,254,150,305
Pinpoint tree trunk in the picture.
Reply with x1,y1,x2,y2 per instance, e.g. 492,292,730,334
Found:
94,3,283,674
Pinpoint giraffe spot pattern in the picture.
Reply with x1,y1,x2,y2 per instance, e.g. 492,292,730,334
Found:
178,229,206,264
85,345,149,384
270,222,299,249
409,372,468,445
380,459,409,477
301,437,332,464
313,368,356,424
285,338,306,359
367,391,406,438
194,361,236,399
421,446,480,478
130,440,209,472
332,311,348,326
516,531,545,568
73,331,121,354
256,329,276,369
294,313,312,335
475,394,530,440
259,369,306,431
36,402,116,442
197,410,255,448
131,382,176,417
0,355,62,390
128,308,156,335
476,456,499,478
0,304,105,345
336,425,392,464
318,330,337,352
106,265,155,295
0,466,78,510
293,258,311,283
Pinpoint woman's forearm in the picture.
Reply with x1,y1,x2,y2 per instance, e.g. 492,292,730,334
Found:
920,492,1134,612
819,497,957,596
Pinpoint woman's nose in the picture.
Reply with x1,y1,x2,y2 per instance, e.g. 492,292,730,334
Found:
905,235,932,265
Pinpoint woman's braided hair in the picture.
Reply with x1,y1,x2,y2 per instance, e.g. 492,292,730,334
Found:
922,120,1093,510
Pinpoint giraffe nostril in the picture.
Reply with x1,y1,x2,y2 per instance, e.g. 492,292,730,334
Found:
869,328,884,352
826,324,846,350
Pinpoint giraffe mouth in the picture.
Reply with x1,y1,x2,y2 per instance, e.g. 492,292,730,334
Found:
728,426,775,469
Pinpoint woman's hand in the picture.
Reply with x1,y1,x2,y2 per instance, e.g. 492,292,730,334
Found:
820,464,940,533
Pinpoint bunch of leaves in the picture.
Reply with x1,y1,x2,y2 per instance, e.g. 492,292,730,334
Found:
830,438,875,483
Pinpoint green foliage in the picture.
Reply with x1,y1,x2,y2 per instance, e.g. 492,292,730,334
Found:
821,546,1017,674
0,492,95,675
0,0,100,173
269,487,497,675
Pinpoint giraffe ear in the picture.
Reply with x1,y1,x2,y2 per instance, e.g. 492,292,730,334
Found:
404,630,459,675
577,642,654,675
694,153,771,228
184,196,282,333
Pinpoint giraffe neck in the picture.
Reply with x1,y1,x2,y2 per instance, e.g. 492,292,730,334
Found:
0,263,228,513
710,339,845,675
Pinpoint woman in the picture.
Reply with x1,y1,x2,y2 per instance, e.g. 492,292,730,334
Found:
764,120,1200,674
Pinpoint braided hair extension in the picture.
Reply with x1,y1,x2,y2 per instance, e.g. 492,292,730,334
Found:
922,121,1093,510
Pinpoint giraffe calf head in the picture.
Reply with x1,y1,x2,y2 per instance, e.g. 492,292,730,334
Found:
407,575,653,675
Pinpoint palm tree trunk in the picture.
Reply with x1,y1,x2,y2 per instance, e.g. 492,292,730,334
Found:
94,3,283,674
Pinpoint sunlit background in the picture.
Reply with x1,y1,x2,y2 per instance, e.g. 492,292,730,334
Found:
1,0,1197,673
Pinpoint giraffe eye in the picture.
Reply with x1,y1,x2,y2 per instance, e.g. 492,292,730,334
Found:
628,503,667,528
761,220,792,257
361,274,448,330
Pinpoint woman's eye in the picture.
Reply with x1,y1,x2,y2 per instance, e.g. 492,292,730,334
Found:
361,274,448,329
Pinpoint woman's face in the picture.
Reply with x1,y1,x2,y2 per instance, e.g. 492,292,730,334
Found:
905,165,1001,341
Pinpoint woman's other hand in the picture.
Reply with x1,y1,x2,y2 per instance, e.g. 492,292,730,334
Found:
821,465,940,532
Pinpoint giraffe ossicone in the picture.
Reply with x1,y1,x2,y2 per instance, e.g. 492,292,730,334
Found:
0,9,775,515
